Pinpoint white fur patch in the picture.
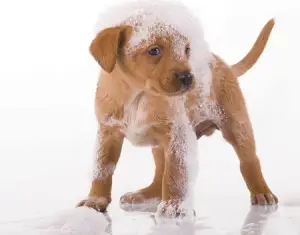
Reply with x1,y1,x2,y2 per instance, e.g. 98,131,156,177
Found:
94,0,214,96
122,93,151,146
103,92,155,146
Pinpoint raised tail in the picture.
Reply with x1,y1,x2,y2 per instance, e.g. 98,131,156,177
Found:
231,18,275,77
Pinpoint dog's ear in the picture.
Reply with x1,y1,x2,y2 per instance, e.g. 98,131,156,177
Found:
89,25,132,73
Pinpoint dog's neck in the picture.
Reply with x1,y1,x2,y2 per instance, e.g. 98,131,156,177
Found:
97,67,144,108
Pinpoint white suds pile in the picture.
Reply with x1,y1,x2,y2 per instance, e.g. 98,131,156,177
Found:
93,0,214,95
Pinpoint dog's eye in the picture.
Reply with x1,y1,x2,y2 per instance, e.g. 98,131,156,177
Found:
185,46,191,55
148,47,161,56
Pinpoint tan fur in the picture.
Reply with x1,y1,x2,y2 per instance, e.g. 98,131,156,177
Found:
231,19,275,77
77,18,278,215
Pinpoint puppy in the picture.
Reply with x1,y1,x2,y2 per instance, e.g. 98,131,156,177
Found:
77,0,278,217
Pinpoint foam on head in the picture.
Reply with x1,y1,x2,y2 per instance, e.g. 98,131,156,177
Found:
94,0,214,95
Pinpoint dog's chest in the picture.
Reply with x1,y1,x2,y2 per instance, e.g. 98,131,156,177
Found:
105,95,155,146
123,97,155,146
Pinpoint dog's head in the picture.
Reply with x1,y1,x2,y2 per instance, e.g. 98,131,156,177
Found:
90,1,212,96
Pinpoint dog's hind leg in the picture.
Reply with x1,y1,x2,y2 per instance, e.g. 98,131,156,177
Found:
119,146,164,211
218,73,278,205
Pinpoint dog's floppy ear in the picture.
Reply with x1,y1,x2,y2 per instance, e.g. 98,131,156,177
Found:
89,25,131,73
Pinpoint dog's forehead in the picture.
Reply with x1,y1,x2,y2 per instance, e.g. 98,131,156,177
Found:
125,19,189,59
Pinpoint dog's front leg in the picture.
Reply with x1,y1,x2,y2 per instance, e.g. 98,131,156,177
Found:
156,123,199,218
77,124,124,212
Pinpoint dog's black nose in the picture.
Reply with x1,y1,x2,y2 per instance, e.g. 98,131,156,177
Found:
175,71,194,87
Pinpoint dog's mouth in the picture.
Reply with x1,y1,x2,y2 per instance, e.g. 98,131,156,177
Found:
147,82,194,97
169,85,193,96
174,85,194,95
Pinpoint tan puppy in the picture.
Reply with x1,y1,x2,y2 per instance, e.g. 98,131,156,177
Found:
77,1,278,217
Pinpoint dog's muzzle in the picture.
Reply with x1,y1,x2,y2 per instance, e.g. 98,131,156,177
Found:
175,71,194,88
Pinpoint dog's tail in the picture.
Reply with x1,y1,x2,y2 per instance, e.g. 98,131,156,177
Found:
231,18,275,77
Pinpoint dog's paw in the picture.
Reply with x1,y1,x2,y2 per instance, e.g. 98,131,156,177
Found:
119,188,161,212
251,193,278,205
76,196,110,212
156,200,195,219
120,190,161,204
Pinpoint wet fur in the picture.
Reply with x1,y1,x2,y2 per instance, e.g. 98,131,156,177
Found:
77,15,278,216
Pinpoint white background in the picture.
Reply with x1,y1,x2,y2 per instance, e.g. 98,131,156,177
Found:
0,0,299,234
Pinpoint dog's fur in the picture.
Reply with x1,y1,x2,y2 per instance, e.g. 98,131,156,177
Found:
77,1,278,217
